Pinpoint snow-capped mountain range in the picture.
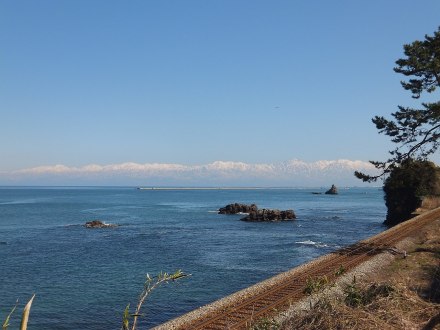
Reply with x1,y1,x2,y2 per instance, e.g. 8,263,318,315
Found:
1,159,379,186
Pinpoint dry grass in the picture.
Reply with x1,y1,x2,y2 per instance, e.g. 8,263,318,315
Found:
278,280,439,330
415,196,440,215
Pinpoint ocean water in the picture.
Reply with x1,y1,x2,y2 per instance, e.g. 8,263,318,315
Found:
0,187,386,329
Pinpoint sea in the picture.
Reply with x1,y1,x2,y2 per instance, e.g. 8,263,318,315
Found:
0,187,386,329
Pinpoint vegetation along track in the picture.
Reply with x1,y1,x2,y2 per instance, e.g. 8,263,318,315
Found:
155,207,440,330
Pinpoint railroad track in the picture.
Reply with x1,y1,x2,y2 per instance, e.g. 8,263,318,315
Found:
156,208,440,330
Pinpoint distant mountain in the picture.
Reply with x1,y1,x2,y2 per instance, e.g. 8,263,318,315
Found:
2,159,378,186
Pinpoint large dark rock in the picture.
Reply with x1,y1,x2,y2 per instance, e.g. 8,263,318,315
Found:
218,203,258,214
84,220,117,228
219,203,296,222
325,184,338,195
241,209,296,222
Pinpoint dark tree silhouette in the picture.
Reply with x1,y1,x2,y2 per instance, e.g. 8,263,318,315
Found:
382,159,440,227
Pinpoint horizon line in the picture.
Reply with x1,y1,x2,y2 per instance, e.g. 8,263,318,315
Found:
0,185,383,189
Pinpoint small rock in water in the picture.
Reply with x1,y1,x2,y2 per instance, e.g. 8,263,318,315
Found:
325,184,338,195
84,220,117,228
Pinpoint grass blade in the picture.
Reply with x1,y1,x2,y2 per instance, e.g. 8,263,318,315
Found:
2,301,18,330
20,294,35,330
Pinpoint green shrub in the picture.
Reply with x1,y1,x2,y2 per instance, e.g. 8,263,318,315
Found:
251,317,280,330
335,265,346,276
344,278,394,307
303,276,329,295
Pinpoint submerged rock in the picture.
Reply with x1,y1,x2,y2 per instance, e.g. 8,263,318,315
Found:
241,209,296,222
325,184,338,195
218,203,258,214
84,220,118,228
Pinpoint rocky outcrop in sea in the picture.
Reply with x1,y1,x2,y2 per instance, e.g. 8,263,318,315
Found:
218,203,258,214
84,220,118,228
218,203,296,222
325,184,338,195
241,209,296,222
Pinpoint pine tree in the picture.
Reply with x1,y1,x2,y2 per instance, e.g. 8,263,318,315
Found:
355,27,440,182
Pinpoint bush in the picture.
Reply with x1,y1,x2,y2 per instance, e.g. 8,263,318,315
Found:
303,276,329,295
344,280,394,307
383,159,440,226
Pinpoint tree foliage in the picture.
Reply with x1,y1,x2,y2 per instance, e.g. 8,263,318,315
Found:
382,159,440,227
355,27,440,182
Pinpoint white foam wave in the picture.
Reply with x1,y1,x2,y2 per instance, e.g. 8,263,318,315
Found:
295,240,329,248
296,239,317,245
0,199,40,205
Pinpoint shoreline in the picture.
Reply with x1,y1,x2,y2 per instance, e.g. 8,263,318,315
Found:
154,207,440,329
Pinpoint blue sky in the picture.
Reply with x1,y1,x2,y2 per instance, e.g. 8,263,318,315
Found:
1,1,439,185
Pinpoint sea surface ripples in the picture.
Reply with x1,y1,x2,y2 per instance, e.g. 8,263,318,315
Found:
0,187,385,329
